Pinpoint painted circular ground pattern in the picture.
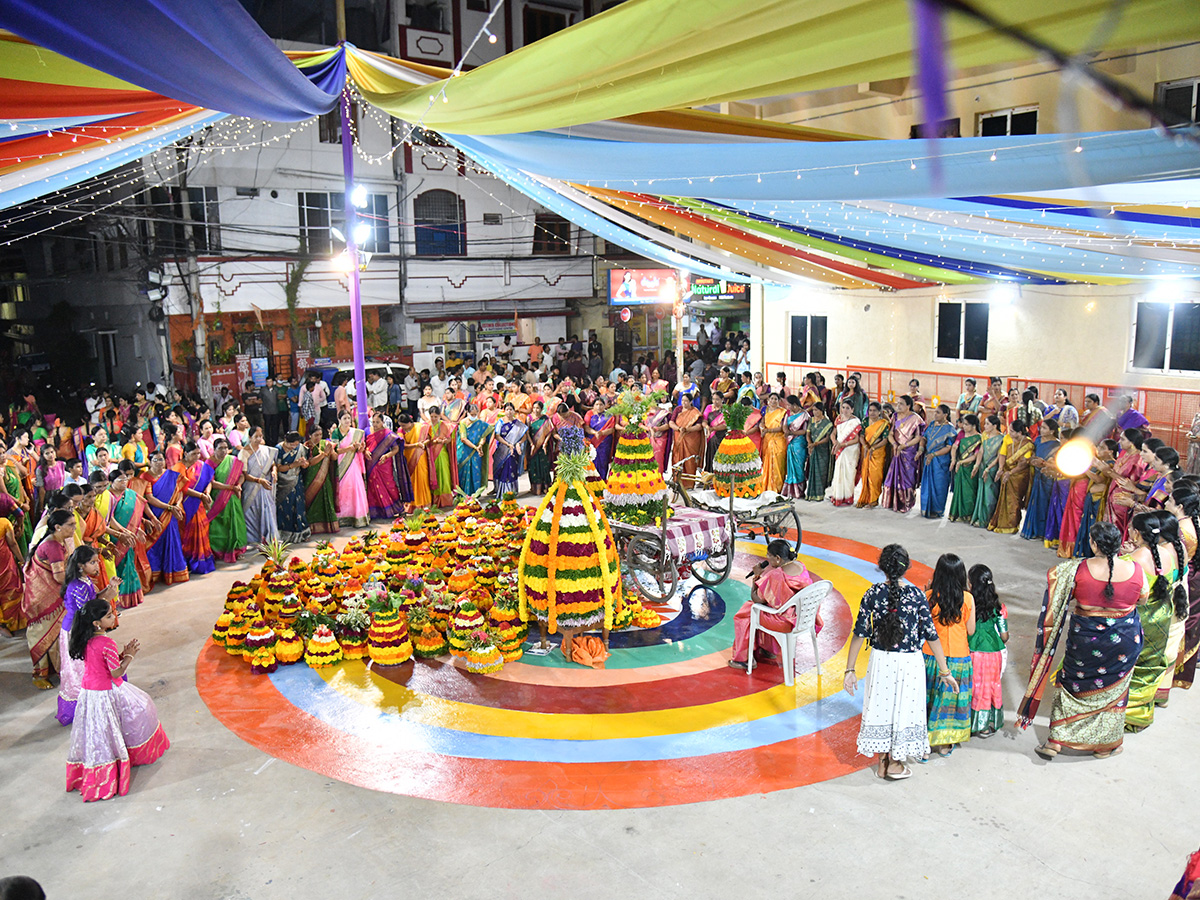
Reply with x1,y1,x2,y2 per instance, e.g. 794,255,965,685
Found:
196,532,932,809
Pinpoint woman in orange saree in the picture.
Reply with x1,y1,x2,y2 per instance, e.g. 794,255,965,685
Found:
856,402,890,508
988,420,1035,534
669,394,703,485
758,394,787,493
404,418,431,512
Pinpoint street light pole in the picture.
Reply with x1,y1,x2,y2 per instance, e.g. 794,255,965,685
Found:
336,0,369,431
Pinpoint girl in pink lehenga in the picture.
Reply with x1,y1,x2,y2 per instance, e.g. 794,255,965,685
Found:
65,596,168,802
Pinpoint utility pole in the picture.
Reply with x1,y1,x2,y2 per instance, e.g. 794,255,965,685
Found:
176,140,212,404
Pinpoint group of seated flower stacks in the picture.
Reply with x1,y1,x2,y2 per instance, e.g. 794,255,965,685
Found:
210,493,663,674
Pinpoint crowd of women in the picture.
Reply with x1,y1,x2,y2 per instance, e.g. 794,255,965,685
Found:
836,500,1195,779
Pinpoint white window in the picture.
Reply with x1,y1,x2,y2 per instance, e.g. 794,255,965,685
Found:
1156,77,1200,125
1130,300,1200,373
936,301,989,362
977,105,1037,136
788,315,827,364
298,191,389,256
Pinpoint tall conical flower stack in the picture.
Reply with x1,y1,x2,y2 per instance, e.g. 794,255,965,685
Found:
273,627,304,664
604,424,669,527
305,625,343,668
449,601,485,657
712,402,762,499
519,426,622,635
367,608,413,666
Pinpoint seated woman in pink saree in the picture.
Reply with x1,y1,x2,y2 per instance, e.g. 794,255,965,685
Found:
365,411,404,519
729,539,823,671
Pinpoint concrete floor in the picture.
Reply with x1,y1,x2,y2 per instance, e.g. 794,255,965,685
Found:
1,497,1195,899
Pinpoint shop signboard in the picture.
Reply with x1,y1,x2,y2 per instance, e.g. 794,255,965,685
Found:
608,268,682,305
686,276,748,302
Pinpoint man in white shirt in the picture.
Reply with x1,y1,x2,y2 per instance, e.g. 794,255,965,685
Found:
553,338,569,363
495,335,514,363
85,388,103,426
430,358,449,397
366,371,388,412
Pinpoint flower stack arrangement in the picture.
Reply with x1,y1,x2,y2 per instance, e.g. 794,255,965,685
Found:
449,601,485,657
242,621,276,664
448,565,476,596
224,614,248,657
475,558,498,595
519,426,623,636
712,402,762,499
226,581,254,615
337,593,372,660
274,627,304,664
410,607,449,658
261,571,293,621
278,592,302,625
250,645,277,675
487,592,526,662
464,628,504,675
211,612,233,647
367,607,413,666
304,624,343,668
603,428,669,528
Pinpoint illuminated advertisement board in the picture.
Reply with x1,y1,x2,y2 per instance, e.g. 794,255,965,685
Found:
608,268,681,305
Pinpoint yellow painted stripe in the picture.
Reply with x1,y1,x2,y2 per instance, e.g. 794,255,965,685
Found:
314,544,871,740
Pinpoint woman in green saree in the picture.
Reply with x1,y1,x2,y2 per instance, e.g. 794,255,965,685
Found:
106,462,153,609
205,438,247,563
970,415,1004,529
0,436,30,554
947,414,981,523
1125,511,1186,731
804,405,833,502
303,425,339,535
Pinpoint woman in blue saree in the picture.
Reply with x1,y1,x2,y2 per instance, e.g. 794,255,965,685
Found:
142,450,188,587
493,404,529,497
780,396,810,500
586,399,617,480
920,404,956,519
1021,419,1060,541
456,405,492,496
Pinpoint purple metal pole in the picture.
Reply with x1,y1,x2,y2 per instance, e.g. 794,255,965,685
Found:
339,81,369,431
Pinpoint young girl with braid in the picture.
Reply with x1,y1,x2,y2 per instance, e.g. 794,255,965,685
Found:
1019,521,1147,759
1167,483,1200,689
844,544,957,781
1125,511,1184,730
967,564,1008,737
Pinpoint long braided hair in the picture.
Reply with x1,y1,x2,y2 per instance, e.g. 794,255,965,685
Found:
928,553,967,626
1154,511,1189,619
1130,511,1169,606
1171,484,1200,569
68,596,112,661
873,543,910,648
1089,521,1122,599
967,564,1000,622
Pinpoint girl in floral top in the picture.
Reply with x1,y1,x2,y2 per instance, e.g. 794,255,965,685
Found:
844,544,957,781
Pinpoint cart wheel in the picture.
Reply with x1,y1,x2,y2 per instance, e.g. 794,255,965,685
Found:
690,542,733,586
785,508,802,554
625,536,678,602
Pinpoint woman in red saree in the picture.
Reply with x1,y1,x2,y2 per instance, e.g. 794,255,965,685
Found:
20,508,75,688
365,411,404,519
729,539,823,670
647,402,673,475
0,504,25,637
1102,428,1150,541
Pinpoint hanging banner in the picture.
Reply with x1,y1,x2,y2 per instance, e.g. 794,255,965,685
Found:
477,317,517,339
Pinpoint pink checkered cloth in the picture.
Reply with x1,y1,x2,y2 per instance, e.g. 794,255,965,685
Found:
654,508,730,562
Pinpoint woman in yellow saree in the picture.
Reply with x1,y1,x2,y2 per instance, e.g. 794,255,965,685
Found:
855,402,890,508
988,420,1035,534
758,394,787,493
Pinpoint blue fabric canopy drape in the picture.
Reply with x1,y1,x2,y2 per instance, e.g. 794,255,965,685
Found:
0,0,341,121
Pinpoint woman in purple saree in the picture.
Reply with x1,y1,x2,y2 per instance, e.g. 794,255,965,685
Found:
880,395,925,514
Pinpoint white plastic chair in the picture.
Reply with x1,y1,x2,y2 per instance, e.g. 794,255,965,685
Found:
746,580,831,686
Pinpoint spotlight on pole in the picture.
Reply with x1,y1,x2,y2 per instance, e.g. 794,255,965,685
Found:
350,184,368,208
484,27,498,44
1056,438,1096,477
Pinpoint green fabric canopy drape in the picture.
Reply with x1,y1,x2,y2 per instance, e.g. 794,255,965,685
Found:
358,0,1200,135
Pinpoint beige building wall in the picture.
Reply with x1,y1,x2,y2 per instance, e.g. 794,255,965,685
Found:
760,282,1200,392
738,45,1200,137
